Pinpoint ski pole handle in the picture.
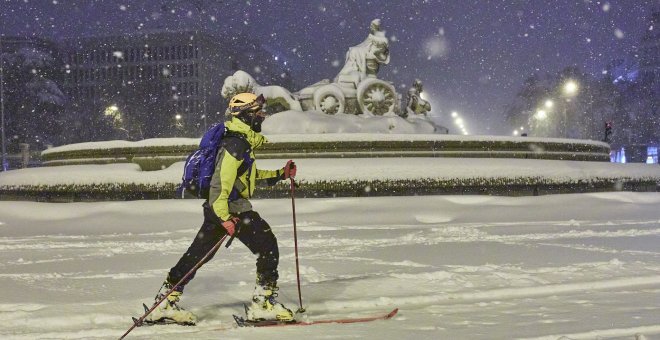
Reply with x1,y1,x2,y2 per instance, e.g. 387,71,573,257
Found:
225,223,241,248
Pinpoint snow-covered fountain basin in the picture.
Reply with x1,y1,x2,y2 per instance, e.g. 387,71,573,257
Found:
41,133,611,170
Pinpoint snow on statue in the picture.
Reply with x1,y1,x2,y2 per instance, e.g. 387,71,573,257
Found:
219,18,447,133
335,19,390,87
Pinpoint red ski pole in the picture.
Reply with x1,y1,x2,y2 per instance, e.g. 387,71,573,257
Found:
290,177,305,313
119,234,229,339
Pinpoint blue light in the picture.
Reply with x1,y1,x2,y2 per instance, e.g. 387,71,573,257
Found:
647,147,658,164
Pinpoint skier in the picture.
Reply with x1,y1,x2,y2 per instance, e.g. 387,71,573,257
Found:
146,92,297,325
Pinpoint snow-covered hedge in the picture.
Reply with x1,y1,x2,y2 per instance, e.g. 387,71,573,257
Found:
0,177,656,202
1,158,658,201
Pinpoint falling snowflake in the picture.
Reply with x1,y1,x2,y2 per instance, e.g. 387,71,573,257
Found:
602,2,611,12
614,28,624,39
119,5,127,11
424,35,450,60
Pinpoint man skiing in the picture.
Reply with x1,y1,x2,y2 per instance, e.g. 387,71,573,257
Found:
146,92,297,325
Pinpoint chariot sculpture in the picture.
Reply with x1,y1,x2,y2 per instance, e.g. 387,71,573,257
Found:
222,19,432,118
296,19,401,116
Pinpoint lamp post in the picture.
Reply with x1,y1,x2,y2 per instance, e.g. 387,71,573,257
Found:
561,80,578,138
0,36,7,171
452,113,469,135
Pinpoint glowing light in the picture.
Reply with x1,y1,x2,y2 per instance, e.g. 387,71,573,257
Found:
175,114,182,120
104,105,122,123
544,99,554,108
451,111,458,118
513,129,519,136
535,109,547,120
563,80,578,96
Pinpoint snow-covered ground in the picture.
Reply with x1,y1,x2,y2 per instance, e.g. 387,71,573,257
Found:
1,193,659,339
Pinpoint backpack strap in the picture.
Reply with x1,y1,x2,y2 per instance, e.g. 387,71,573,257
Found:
222,132,252,176
221,132,254,202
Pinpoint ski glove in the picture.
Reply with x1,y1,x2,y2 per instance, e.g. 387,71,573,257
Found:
221,217,240,236
282,160,297,179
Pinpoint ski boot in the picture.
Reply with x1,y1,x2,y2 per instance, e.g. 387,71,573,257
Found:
145,281,197,326
246,283,295,322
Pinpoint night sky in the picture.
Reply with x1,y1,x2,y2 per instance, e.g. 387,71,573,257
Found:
1,0,658,134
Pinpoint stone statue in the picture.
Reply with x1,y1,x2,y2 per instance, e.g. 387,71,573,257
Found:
335,19,390,88
405,79,431,116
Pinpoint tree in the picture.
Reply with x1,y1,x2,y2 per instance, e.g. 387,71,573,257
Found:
1,45,66,151
505,67,619,140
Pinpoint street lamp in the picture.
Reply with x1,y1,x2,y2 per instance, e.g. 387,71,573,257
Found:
563,80,578,96
174,113,183,130
535,109,547,120
544,99,554,109
561,80,579,137
451,112,470,135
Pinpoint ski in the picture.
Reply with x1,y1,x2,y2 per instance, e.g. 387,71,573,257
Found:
232,308,398,328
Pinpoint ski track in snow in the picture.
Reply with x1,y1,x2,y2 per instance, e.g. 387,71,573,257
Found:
1,194,660,339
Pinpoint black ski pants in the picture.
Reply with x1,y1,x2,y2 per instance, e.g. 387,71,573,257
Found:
167,201,279,290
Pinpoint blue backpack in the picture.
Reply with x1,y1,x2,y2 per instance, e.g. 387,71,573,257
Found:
177,123,227,199
177,123,254,199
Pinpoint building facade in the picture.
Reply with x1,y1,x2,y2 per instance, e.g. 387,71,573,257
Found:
62,30,229,139
610,10,659,164
639,11,660,83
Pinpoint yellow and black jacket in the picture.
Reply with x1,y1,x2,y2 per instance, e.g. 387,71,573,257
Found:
208,118,283,222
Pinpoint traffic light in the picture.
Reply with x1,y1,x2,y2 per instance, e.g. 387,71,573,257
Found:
604,121,613,143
